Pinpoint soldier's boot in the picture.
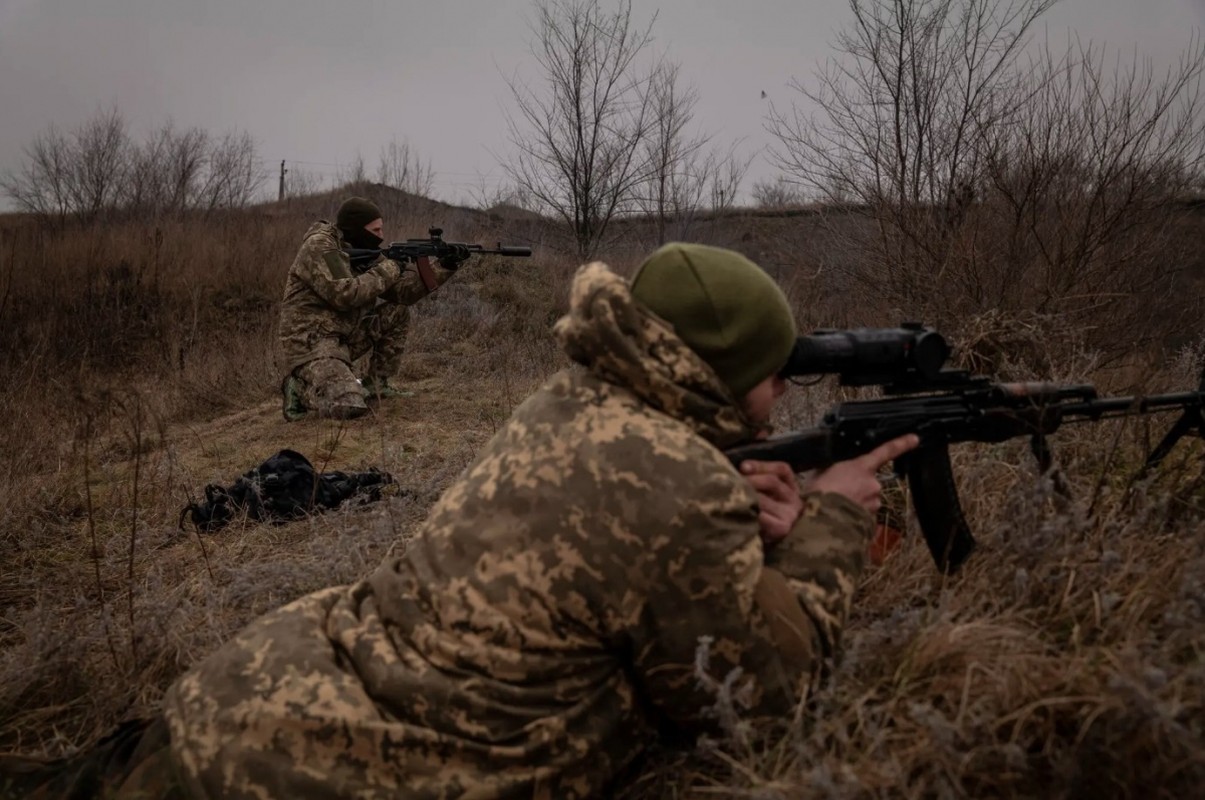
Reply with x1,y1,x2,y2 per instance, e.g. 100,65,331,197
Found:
326,391,370,420
362,375,413,401
281,375,308,422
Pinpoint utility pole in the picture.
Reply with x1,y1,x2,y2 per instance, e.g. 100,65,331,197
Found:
278,160,288,201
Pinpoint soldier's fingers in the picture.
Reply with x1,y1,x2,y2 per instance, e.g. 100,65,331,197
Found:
739,459,795,481
857,434,921,470
744,472,798,503
758,509,792,543
757,496,792,522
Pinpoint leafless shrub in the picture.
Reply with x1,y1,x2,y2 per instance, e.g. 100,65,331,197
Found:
2,111,266,223
0,109,133,226
68,109,130,222
0,125,76,225
283,165,327,200
751,176,809,210
708,144,753,217
198,131,265,212
377,137,435,198
470,177,538,215
122,124,209,216
338,150,368,187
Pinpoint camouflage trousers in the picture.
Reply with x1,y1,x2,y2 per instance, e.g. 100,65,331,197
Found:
291,302,410,419
0,716,187,800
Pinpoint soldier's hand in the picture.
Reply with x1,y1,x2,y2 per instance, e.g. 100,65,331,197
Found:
802,434,920,514
369,259,402,284
440,244,471,269
739,459,803,545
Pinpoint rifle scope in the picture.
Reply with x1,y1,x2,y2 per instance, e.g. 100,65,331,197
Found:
780,323,950,387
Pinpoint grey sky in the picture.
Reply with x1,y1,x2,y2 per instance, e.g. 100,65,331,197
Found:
1,0,1201,206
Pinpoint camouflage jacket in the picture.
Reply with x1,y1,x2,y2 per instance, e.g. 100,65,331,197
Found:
278,221,455,371
165,262,875,799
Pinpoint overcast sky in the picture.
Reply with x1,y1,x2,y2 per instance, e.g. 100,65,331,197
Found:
1,0,1202,207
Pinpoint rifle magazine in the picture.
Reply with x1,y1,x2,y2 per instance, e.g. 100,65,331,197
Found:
900,445,977,574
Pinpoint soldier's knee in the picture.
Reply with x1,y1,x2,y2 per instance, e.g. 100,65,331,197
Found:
296,359,369,420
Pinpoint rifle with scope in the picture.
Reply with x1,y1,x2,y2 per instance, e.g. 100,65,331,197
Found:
346,227,532,274
725,323,1205,574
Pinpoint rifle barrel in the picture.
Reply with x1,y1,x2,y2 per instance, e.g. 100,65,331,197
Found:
493,246,532,257
1060,390,1205,421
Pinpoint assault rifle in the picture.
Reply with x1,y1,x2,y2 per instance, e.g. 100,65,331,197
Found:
726,324,1205,574
346,227,532,274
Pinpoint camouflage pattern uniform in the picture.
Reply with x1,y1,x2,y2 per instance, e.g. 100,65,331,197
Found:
155,262,875,798
279,221,455,417
4,263,875,799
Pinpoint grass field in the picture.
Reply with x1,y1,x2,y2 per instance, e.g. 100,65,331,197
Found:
1,190,1203,797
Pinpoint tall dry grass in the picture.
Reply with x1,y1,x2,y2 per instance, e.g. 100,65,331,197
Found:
0,192,569,754
623,369,1205,797
1,195,1204,797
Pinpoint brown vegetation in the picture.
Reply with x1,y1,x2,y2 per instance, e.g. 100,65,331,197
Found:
2,179,1205,797
4,0,1203,793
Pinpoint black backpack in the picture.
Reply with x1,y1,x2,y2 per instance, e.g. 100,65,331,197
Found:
179,449,395,533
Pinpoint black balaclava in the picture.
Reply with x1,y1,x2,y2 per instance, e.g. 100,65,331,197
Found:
336,196,384,249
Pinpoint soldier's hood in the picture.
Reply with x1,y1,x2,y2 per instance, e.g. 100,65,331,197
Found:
554,261,761,449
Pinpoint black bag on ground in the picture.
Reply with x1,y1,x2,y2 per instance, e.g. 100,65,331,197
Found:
179,449,394,533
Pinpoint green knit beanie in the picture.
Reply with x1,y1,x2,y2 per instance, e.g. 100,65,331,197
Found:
630,243,797,397
335,196,382,230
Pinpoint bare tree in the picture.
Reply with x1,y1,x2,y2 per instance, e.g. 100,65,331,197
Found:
503,0,659,260
199,131,264,212
637,62,711,242
0,124,75,225
377,137,435,197
633,63,753,241
122,127,169,213
162,127,210,212
1,109,130,224
707,144,753,216
769,0,1056,211
767,0,1205,367
68,109,130,221
122,123,209,216
285,166,326,199
339,151,368,187
4,113,265,222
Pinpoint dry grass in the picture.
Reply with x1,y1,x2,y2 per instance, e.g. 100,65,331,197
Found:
1,197,1204,797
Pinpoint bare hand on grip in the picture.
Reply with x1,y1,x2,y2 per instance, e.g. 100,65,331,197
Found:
739,459,802,545
802,433,920,514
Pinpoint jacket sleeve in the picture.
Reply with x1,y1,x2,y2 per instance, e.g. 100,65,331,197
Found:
623,467,873,733
378,259,458,305
762,491,875,659
292,235,400,312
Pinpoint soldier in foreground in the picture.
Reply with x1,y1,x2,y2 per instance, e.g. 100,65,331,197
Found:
2,243,916,798
278,195,466,421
